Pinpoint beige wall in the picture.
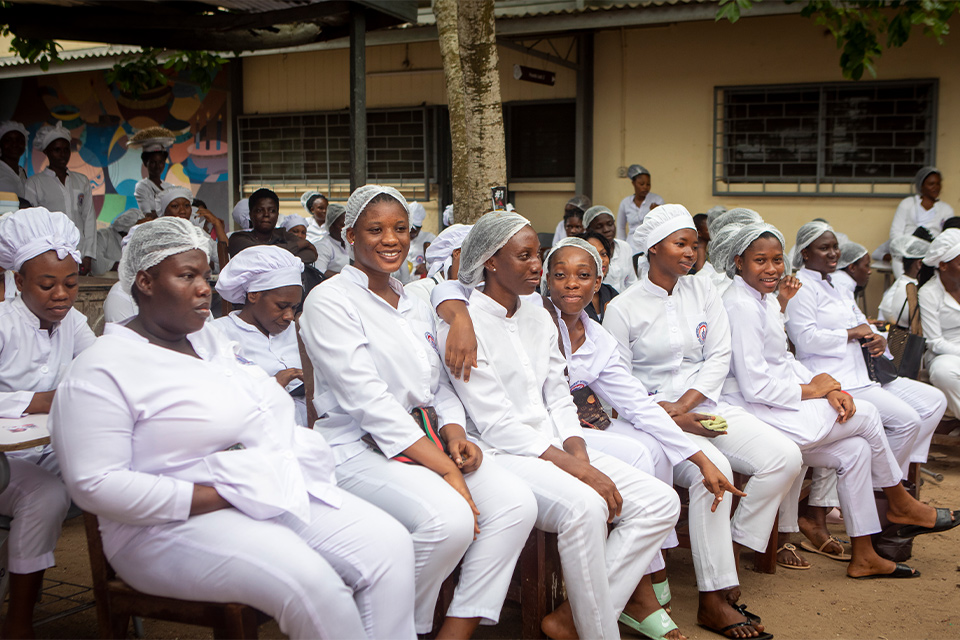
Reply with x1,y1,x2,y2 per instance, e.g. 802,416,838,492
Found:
591,15,960,308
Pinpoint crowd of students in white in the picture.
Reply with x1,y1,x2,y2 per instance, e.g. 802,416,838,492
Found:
1,116,959,640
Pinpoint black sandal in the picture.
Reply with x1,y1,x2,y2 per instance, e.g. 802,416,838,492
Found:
700,621,774,640
732,603,762,625
896,508,960,540
850,562,920,580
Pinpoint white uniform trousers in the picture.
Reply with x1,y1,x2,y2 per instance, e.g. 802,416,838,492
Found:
777,399,901,538
492,448,681,640
929,354,960,418
0,458,71,574
336,449,537,633
107,492,417,640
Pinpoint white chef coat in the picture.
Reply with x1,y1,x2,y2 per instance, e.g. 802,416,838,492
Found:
0,161,26,199
212,312,306,426
436,290,583,456
785,268,875,391
694,260,732,297
0,297,95,418
606,237,638,293
556,306,700,467
890,195,954,242
299,265,465,464
24,168,97,259
2,269,17,301
878,274,917,327
313,235,351,274
397,231,437,284
50,321,341,558
134,178,176,215
304,217,327,247
603,273,730,408
404,270,445,307
103,281,138,324
92,227,122,276
919,272,960,359
617,192,665,252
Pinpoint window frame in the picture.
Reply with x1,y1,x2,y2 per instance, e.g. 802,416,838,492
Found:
504,98,577,183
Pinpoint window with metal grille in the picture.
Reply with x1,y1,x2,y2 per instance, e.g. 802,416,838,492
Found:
713,80,938,197
505,100,576,181
238,108,428,198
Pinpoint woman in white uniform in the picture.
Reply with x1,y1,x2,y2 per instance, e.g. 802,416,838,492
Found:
436,211,681,640
280,214,309,240
24,122,96,274
602,205,804,580
405,223,471,306
313,203,351,278
542,237,772,640
300,191,328,247
583,205,637,292
0,121,28,200
51,217,416,639
551,195,590,246
720,221,959,578
919,229,960,419
890,167,953,248
0,208,94,638
300,186,536,639
617,164,664,253
878,235,929,327
158,186,227,273
214,246,308,427
126,127,176,217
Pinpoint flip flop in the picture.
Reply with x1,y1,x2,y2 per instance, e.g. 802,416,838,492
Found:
775,543,811,570
699,620,773,640
653,579,672,612
618,608,678,640
895,508,960,540
800,535,851,561
850,562,920,580
732,603,761,626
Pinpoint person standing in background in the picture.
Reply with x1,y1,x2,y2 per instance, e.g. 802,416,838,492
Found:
126,127,177,218
0,121,28,202
618,164,664,254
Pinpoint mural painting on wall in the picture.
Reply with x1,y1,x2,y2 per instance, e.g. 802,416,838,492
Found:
1,68,228,225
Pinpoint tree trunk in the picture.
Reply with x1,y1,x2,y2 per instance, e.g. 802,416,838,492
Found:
434,0,506,224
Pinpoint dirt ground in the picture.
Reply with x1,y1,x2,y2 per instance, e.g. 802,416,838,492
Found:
15,443,960,640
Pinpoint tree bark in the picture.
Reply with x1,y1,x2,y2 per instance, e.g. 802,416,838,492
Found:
434,0,506,224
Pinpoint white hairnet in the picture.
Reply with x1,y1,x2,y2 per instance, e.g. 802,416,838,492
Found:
425,223,472,278
705,205,727,227
157,186,193,217
458,211,532,287
111,208,143,234
632,203,696,254
837,241,868,270
280,214,307,232
792,221,835,269
215,245,304,304
33,121,71,151
566,195,592,211
300,191,324,213
724,222,786,278
708,223,744,277
0,121,28,142
543,237,603,282
627,164,649,180
119,217,211,294
323,203,346,232
914,166,940,194
344,185,409,231
408,201,427,227
582,205,615,231
923,228,960,267
707,207,761,238
231,198,250,230
0,207,81,271
890,234,930,261
442,204,454,226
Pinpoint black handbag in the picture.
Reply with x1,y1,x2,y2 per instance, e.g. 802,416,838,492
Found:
861,339,899,385
886,298,926,380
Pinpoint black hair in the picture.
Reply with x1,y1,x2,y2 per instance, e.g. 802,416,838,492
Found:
901,257,920,275
578,230,612,259
249,188,279,209
564,207,585,220
942,217,960,231
306,193,328,211
140,150,168,165
693,213,708,227
918,263,936,287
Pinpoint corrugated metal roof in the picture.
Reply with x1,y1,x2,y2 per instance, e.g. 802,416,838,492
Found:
0,43,140,68
415,0,710,25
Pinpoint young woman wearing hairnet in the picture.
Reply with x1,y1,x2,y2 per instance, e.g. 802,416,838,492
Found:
890,167,953,248
312,202,351,278
618,164,664,253
878,234,930,327
540,237,768,640
300,191,329,247
51,216,415,639
583,205,638,293
785,222,946,559
719,220,959,578
552,195,590,246
299,186,536,640
601,205,802,636
918,229,960,422
431,210,681,640
0,208,93,638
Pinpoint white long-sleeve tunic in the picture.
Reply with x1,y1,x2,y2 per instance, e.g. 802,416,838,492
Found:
0,162,26,199
785,267,875,391
918,272,960,360
299,265,466,464
133,178,177,215
617,192,665,251
890,195,954,242
0,297,94,418
25,169,97,259
878,274,917,327
313,235,352,274
49,322,341,560
602,273,731,409
606,238,637,293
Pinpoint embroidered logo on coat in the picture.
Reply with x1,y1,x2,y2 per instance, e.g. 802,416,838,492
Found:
696,321,708,345
424,332,440,355
235,354,255,366
77,193,84,209
570,380,588,392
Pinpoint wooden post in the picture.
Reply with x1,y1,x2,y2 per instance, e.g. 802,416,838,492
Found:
349,4,367,190
575,32,593,198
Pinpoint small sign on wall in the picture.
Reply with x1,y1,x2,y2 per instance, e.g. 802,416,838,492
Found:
513,64,556,86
